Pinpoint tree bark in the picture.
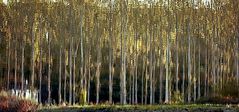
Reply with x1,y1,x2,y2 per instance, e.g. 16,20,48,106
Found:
187,18,191,103
95,18,101,104
21,38,24,97
58,46,62,104
31,27,35,94
14,42,17,92
39,31,42,104
7,31,11,90
47,31,51,104
109,0,113,104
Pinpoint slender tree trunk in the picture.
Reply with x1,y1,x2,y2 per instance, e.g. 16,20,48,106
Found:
80,8,84,104
64,48,67,103
69,4,74,105
141,54,145,104
123,4,127,105
69,37,72,105
39,32,42,104
159,16,163,103
14,44,17,92
144,29,148,104
129,67,132,104
47,31,51,104
187,18,191,103
165,31,169,103
237,35,239,85
145,64,148,104
204,23,208,97
134,33,138,104
198,44,201,99
181,0,185,102
149,17,153,105
120,1,127,104
132,62,134,104
73,51,76,105
7,32,11,90
31,28,35,94
21,41,24,98
193,36,197,102
165,0,171,103
176,14,179,92
96,20,101,104
120,9,123,103
182,49,185,102
109,0,113,103
87,53,91,103
135,53,138,104
58,46,62,104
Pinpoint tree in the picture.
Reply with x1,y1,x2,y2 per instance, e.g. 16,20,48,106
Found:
95,12,101,104
108,0,113,104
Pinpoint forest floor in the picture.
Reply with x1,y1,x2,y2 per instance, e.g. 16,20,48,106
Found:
38,104,239,112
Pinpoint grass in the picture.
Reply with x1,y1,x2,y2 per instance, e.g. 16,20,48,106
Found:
38,104,239,112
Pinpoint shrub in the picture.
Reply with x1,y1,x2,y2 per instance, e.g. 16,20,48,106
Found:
196,95,239,104
216,78,239,98
171,91,184,104
0,96,8,111
79,88,87,105
0,90,8,97
197,78,239,104
0,96,38,112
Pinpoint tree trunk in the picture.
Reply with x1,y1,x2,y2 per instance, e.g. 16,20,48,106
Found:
141,53,145,104
159,16,163,103
149,18,153,105
187,19,191,103
165,0,171,103
87,54,91,104
176,14,179,92
39,31,42,104
182,50,185,102
198,44,201,99
237,35,239,85
134,32,138,104
64,48,67,103
145,65,148,104
47,31,51,104
21,40,24,98
109,0,113,103
7,31,11,90
31,28,35,94
165,32,169,103
123,8,127,105
69,35,73,105
96,20,101,104
14,44,17,92
193,37,197,102
58,46,62,104
73,50,76,105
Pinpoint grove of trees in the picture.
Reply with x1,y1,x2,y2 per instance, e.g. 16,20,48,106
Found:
0,0,238,105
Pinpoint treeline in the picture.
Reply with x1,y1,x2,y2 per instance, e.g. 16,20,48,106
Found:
0,0,238,105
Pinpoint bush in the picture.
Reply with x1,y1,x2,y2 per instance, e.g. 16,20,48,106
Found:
79,88,87,105
0,96,9,111
196,95,239,104
0,96,38,112
216,78,239,98
197,79,239,104
171,91,184,104
0,90,8,97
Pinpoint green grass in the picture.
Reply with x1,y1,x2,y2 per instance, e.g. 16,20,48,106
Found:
38,104,239,112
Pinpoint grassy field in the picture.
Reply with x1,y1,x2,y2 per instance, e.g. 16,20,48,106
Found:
38,104,239,112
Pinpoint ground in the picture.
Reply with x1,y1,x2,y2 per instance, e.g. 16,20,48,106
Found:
38,104,239,112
